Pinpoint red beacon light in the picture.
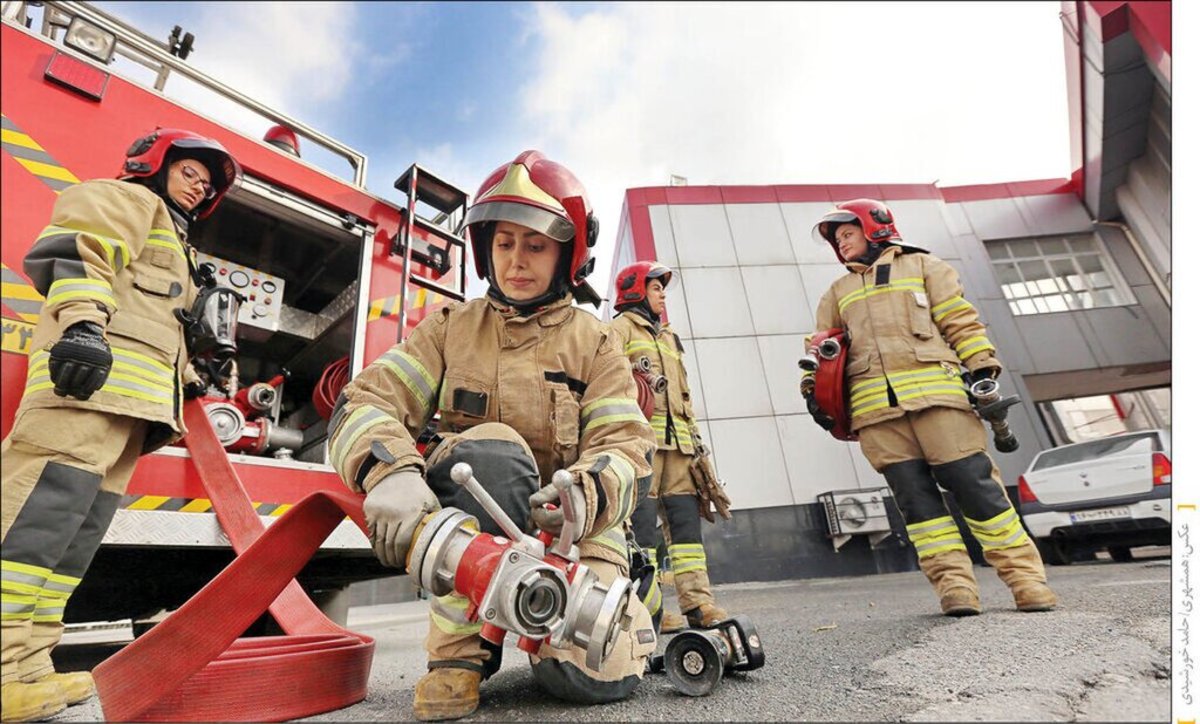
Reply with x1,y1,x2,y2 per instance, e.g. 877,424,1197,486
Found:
263,125,301,157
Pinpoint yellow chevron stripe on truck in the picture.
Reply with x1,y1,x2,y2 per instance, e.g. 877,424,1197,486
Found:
1,113,80,193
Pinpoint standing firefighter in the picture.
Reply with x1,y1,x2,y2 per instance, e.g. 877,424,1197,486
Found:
0,129,240,722
327,150,657,721
803,199,1058,616
610,262,732,634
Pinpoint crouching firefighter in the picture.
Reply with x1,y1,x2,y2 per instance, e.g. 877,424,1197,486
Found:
1,130,240,723
327,150,658,721
803,199,1057,617
609,262,734,635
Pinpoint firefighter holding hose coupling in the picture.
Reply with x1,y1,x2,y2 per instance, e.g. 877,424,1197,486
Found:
327,150,657,721
1,130,240,723
609,261,733,635
804,199,1057,617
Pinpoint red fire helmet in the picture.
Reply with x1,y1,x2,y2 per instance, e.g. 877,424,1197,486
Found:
464,150,598,289
812,198,903,262
120,128,241,219
613,261,673,311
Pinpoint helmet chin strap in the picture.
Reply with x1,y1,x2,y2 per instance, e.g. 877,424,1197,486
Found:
483,239,574,315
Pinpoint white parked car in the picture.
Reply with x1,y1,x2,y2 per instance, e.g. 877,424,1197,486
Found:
1017,429,1171,565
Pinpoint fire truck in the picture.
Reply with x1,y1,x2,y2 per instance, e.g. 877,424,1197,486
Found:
1,1,470,624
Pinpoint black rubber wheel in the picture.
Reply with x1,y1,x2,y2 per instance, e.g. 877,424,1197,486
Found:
1107,546,1134,563
664,631,724,696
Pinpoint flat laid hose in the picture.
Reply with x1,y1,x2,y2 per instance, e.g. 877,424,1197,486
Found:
92,399,375,721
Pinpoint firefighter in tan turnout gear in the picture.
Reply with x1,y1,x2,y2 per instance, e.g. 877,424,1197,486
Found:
327,150,657,721
609,262,732,634
0,130,240,723
803,199,1058,617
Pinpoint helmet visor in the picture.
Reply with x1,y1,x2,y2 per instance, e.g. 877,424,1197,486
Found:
645,265,677,291
811,210,859,245
465,200,575,243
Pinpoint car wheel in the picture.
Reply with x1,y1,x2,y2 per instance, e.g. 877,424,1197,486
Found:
1107,546,1134,563
1037,538,1071,566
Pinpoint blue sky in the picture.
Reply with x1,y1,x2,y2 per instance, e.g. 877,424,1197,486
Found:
95,1,1076,296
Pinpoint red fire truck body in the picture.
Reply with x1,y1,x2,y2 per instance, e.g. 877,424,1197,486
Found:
1,2,469,623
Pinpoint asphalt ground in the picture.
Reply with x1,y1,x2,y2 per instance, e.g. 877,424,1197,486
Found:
55,549,1170,722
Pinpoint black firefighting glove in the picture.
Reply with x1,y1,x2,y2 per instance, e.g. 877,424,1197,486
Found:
183,379,208,400
971,367,1000,383
49,321,112,401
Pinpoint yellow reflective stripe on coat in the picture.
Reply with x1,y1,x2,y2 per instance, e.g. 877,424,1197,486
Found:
624,340,657,356
329,406,392,472
580,397,644,433
931,295,973,323
378,349,437,416
965,508,1030,551
38,224,131,272
955,335,996,361
669,543,708,574
25,350,175,404
585,527,631,560
837,277,926,314
430,593,483,635
595,453,637,527
45,277,115,309
906,516,966,558
146,228,187,262
641,576,662,616
850,366,966,416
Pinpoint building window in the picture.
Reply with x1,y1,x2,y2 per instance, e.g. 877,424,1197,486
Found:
986,234,1133,316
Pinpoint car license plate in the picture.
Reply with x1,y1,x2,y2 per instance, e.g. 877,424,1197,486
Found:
1069,506,1132,523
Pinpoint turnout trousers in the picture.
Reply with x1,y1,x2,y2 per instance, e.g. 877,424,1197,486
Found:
1,407,147,685
857,406,1048,599
629,448,718,617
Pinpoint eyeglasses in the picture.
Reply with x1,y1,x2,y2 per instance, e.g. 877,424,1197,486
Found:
179,164,216,201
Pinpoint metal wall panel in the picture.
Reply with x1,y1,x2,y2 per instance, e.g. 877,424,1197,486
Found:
741,265,809,336
1077,306,1169,367
776,415,861,504
887,200,959,260
648,204,679,269
726,203,796,265
678,337,706,420
669,204,737,268
693,337,774,419
780,202,839,264
756,334,806,416
679,267,755,338
1014,314,1099,373
977,299,1036,375
1014,194,1095,236
951,234,1005,302
664,270,695,340
796,263,848,325
707,416,794,509
958,198,1035,240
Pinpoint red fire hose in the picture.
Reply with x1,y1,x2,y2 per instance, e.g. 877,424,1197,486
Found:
92,399,375,721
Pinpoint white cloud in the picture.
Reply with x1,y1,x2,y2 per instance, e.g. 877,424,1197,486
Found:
514,1,1072,294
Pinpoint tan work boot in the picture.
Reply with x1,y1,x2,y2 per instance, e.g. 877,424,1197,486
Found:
1,681,67,723
918,548,981,617
684,603,729,629
984,543,1058,612
27,672,94,706
660,611,686,634
412,667,482,722
939,586,981,617
1011,582,1058,612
